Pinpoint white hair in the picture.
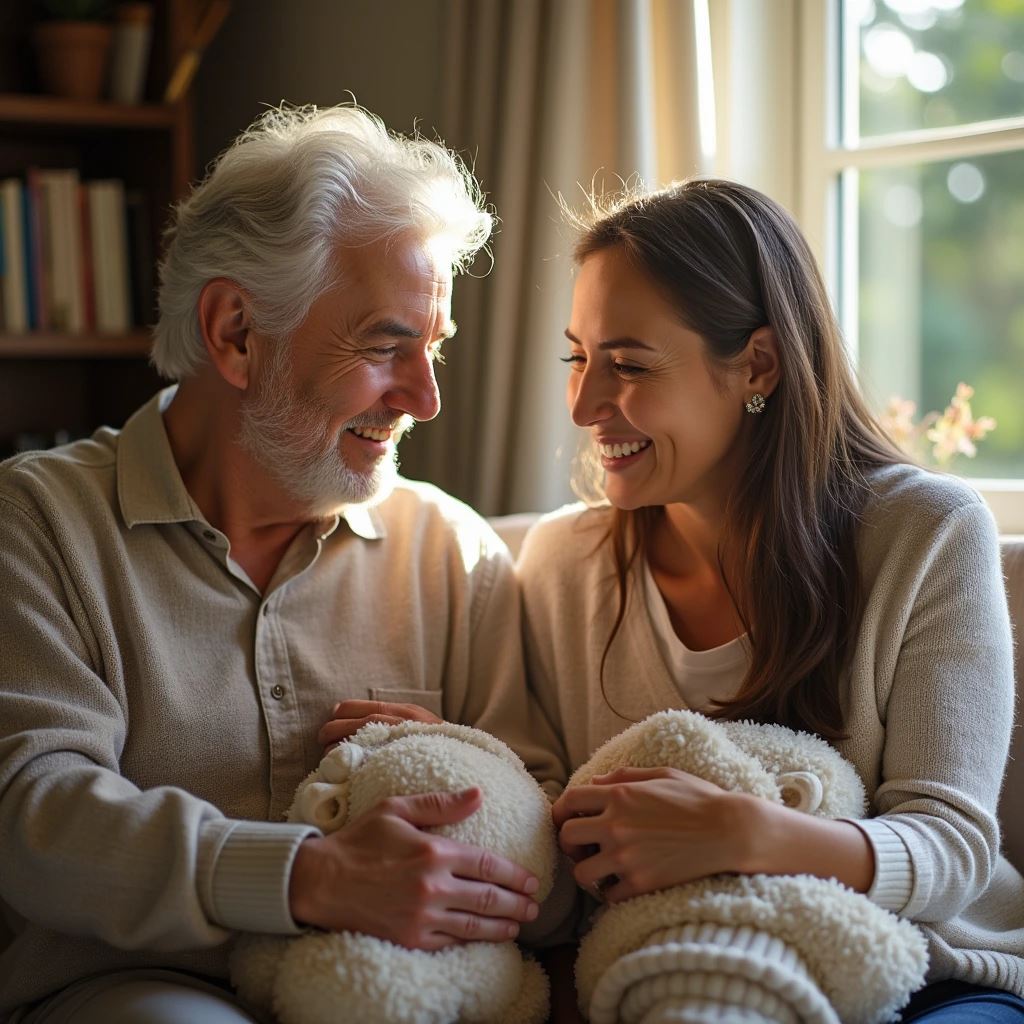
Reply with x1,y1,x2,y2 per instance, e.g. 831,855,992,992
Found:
152,104,492,380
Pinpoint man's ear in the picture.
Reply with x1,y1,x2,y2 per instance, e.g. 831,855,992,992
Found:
744,325,780,398
197,278,256,391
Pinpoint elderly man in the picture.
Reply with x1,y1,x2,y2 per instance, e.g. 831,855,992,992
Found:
0,106,565,1023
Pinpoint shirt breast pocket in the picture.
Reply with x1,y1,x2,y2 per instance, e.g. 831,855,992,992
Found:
367,686,444,718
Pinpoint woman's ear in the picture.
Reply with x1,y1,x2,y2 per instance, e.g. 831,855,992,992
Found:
197,278,256,391
744,325,780,398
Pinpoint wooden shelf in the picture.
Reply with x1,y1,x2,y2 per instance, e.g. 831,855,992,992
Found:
0,93,179,131
0,331,152,358
0,0,204,444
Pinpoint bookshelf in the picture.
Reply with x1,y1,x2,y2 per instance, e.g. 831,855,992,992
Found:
0,0,205,457
0,330,152,359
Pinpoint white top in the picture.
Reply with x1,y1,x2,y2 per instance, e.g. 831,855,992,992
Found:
640,559,749,711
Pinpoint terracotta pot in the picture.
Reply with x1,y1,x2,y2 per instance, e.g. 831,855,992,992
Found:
34,21,113,102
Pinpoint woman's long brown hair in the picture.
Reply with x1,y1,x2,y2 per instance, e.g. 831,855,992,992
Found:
572,180,905,740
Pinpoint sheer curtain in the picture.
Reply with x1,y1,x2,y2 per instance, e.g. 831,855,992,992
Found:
709,0,799,214
401,0,715,515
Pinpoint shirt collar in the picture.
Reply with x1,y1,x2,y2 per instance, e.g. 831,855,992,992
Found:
117,386,388,540
338,502,385,540
117,386,201,528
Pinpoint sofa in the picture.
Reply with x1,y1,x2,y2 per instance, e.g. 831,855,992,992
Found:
489,513,1024,877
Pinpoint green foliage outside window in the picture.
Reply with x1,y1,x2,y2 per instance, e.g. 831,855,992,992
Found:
852,0,1024,478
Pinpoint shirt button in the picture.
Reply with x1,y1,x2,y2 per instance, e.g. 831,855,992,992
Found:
271,684,286,700
202,529,216,541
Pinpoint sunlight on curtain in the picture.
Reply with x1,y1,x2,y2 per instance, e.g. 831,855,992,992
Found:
708,0,798,210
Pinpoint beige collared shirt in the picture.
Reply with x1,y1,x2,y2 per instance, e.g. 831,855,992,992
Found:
0,389,565,1018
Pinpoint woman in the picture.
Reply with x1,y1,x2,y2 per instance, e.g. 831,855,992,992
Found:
518,180,1024,1019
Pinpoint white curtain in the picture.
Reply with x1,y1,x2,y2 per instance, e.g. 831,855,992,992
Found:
708,0,799,212
401,0,716,514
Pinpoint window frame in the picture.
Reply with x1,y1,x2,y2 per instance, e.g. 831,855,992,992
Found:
796,0,1024,534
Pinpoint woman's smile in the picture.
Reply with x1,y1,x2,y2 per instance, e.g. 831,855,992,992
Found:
597,437,652,469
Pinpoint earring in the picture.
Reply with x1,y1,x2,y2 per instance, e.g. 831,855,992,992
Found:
745,393,766,415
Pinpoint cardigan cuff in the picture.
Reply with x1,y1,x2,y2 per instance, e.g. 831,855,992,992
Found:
844,817,915,912
198,820,321,934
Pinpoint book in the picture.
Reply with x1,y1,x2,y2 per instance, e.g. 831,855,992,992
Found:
25,169,49,331
109,3,154,104
22,182,37,330
87,180,132,333
0,179,29,333
39,169,85,333
78,183,96,332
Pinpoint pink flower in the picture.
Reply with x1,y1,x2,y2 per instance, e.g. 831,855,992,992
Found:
925,383,997,465
881,383,996,467
879,396,919,453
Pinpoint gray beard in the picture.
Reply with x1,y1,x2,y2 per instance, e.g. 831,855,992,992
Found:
237,342,406,516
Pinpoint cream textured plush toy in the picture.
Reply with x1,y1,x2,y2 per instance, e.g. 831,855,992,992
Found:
570,710,929,1024
230,721,562,1024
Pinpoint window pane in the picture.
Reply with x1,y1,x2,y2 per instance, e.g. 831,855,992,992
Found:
850,0,1024,139
856,150,1024,478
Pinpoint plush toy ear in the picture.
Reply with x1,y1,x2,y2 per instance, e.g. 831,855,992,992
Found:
286,743,367,832
293,781,349,831
777,771,824,813
319,742,365,782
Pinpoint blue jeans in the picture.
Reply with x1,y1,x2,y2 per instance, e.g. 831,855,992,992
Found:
902,981,1024,1022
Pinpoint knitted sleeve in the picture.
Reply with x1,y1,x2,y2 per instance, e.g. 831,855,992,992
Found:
859,498,1014,921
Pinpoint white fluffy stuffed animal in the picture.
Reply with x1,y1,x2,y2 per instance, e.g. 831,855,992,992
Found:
230,721,562,1024
570,710,929,1024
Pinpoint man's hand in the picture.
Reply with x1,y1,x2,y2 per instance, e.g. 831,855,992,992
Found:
288,786,541,950
318,698,442,749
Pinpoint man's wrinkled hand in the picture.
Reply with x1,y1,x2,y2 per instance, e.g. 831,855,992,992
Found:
288,787,541,950
318,698,443,749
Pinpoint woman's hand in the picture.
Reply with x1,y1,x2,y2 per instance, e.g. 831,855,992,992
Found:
551,766,754,902
552,765,877,901
318,698,443,749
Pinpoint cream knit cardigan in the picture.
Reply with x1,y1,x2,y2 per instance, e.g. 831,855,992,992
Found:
518,463,1024,995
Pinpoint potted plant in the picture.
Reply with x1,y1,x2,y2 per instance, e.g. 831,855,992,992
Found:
33,0,115,102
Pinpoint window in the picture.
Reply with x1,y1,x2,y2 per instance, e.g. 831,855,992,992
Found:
799,0,1024,531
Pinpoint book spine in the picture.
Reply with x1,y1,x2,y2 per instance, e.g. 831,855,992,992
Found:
78,183,96,333
26,169,49,331
21,183,36,331
1,179,29,333
43,169,85,334
106,180,131,332
87,182,111,332
39,172,63,329
62,169,85,333
89,181,132,334
109,4,154,104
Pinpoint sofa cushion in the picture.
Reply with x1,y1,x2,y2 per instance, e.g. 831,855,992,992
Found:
999,537,1023,873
